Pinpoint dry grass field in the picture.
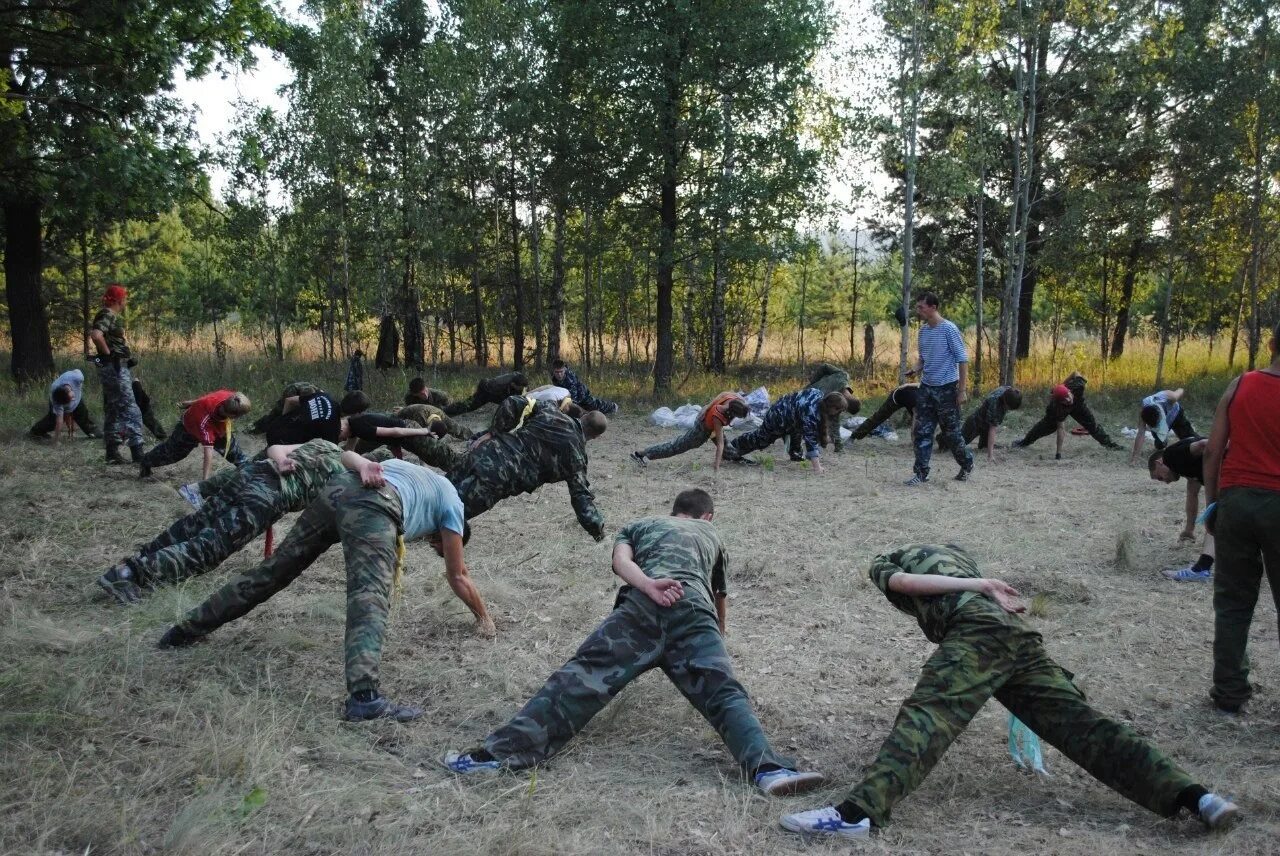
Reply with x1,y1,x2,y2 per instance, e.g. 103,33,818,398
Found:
1,360,1276,856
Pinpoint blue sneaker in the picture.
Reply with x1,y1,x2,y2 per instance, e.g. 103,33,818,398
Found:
177,483,204,511
1198,793,1241,830
441,750,502,774
753,767,824,796
780,806,871,839
1161,566,1212,582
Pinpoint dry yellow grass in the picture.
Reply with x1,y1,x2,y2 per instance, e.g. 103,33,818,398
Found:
0,352,1276,855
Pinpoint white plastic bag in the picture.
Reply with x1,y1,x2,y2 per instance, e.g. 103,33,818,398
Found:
649,407,680,428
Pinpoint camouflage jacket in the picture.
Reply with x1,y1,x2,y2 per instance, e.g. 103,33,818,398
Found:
868,543,1011,643
773,387,826,459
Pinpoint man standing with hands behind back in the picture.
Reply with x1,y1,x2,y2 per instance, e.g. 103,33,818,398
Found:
90,283,147,465
905,292,973,485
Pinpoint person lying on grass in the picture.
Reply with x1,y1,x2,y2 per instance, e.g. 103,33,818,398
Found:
442,488,825,799
157,452,493,723
631,391,750,471
443,370,529,416
780,543,1240,841
1149,437,1214,582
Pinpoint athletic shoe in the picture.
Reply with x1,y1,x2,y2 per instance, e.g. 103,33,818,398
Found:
754,768,825,796
780,806,871,839
1161,566,1212,582
630,451,648,467
954,468,972,482
788,452,804,462
176,483,204,510
1104,441,1124,450
1011,439,1028,449
903,474,928,486
344,695,423,722
157,625,199,649
96,564,142,605
1198,793,1241,830
441,750,502,774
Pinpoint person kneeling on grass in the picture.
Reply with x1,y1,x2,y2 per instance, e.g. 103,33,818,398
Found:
1149,437,1214,582
632,392,750,471
97,439,355,604
139,389,252,479
780,543,1240,840
442,488,824,798
157,453,494,722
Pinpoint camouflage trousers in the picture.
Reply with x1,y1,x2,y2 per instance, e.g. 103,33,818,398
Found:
573,392,618,415
484,590,791,774
913,382,972,478
1211,486,1280,709
843,603,1196,826
197,450,268,498
642,424,712,461
98,363,145,451
353,435,460,472
142,423,250,471
937,413,985,452
800,364,850,453
851,397,906,440
30,401,100,438
1019,401,1115,447
443,382,506,416
250,381,322,434
176,471,404,696
725,407,791,460
130,462,284,587
399,403,472,441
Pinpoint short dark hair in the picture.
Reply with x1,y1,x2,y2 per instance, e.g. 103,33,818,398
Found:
672,488,714,518
551,359,567,369
340,390,371,415
52,385,73,406
843,393,862,415
822,391,848,415
408,377,426,394
1003,387,1023,410
1147,449,1168,477
917,291,940,308
1140,404,1161,427
581,410,608,438
560,400,585,419
725,399,750,419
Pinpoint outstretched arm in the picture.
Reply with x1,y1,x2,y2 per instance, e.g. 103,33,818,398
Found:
1055,422,1066,459
1129,409,1147,463
711,425,725,471
567,470,605,540
986,425,998,462
1182,480,1201,541
440,529,494,636
201,445,215,480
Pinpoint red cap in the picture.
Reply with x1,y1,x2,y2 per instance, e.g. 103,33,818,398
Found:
102,283,127,305
1051,384,1071,403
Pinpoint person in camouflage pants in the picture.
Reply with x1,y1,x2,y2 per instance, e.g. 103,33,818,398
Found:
397,403,472,442
725,388,852,473
443,489,823,797
781,543,1240,838
89,285,146,463
157,457,491,722
448,395,606,540
1014,372,1122,451
937,385,1023,461
551,359,618,414
443,371,529,416
850,384,919,441
95,440,350,603
789,363,859,455
350,407,462,471
635,392,749,470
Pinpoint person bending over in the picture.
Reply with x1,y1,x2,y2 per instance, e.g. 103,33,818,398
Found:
633,392,750,471
139,390,252,480
29,368,101,442
551,359,618,414
1131,388,1196,464
1149,437,1214,582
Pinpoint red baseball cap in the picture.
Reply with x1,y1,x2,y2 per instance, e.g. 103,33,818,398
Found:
102,283,127,305
1051,384,1071,403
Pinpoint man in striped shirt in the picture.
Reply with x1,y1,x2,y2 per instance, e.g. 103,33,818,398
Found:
906,292,973,485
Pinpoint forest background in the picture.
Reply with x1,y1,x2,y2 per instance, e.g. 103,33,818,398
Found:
2,0,1278,396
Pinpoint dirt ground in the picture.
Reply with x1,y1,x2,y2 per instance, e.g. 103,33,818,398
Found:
1,405,1276,856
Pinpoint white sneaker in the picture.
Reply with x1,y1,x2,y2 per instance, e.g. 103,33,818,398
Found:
754,767,825,796
780,805,871,839
441,750,501,775
1198,793,1241,830
177,484,203,511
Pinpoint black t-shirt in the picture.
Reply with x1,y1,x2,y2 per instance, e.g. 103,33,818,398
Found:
1161,437,1204,482
267,392,341,446
347,412,410,442
891,384,920,412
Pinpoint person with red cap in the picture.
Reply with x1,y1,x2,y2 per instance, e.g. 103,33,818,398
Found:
89,284,147,464
1012,372,1122,457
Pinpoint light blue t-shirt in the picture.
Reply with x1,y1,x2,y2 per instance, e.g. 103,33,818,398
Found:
49,369,84,416
918,319,968,386
1142,392,1181,443
380,459,466,540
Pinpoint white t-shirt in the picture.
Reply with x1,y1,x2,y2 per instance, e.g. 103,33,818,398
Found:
49,369,84,416
528,385,571,404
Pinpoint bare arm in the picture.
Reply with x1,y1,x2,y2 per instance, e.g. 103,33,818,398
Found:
1167,388,1185,403
201,445,214,480
341,450,385,486
957,362,968,404
440,530,493,634
1182,480,1201,540
712,425,725,471
887,572,1025,613
1203,377,1238,510
375,425,436,439
986,425,998,462
1129,409,1146,463
1055,422,1066,459
89,329,110,357
612,542,683,606
266,443,302,473
280,395,301,415
715,593,727,636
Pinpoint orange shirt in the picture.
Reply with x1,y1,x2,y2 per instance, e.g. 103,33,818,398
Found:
702,392,745,431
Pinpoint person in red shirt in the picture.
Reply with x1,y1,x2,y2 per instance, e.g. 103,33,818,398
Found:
139,390,252,480
1202,319,1280,714
631,392,751,471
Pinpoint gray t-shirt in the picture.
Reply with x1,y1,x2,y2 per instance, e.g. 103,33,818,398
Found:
49,369,84,416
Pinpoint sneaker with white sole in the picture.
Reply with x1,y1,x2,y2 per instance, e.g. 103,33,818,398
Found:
1198,793,1241,830
780,806,871,839
177,483,204,510
903,474,928,486
630,451,648,466
754,767,825,796
441,750,502,774
1161,565,1212,582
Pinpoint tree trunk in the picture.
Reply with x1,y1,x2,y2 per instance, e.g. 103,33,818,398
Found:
1245,9,1269,370
753,254,775,363
1109,236,1144,359
509,146,525,371
582,207,593,369
898,14,920,384
848,226,861,364
4,197,55,382
710,91,734,374
79,227,92,359
548,199,567,364
973,175,984,391
653,29,686,396
1006,10,1040,378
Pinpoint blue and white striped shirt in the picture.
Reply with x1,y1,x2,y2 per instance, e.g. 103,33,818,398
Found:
918,319,968,386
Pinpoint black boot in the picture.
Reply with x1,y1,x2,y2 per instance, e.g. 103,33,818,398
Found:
106,445,127,465
130,444,145,462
